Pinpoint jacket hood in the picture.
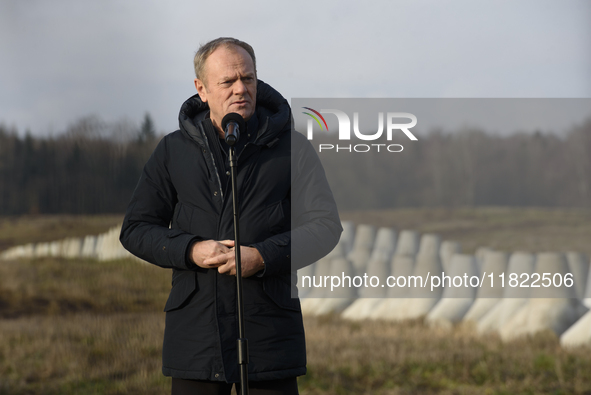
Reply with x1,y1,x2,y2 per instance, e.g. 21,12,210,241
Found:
178,79,292,148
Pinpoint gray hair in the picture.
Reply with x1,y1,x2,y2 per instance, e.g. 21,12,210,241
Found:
194,37,257,84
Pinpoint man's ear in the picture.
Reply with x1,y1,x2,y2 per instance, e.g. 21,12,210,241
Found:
194,78,208,102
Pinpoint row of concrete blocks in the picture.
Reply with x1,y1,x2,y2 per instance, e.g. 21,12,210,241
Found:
299,222,591,349
2,221,590,348
0,225,134,262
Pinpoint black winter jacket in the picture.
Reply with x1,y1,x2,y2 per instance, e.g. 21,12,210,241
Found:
120,80,342,382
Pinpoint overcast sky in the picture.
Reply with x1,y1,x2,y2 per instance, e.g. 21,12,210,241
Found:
1,0,590,137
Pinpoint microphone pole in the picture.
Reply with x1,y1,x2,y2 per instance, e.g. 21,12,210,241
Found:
222,113,249,395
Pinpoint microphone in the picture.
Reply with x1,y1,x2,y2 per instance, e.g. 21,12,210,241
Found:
222,113,245,146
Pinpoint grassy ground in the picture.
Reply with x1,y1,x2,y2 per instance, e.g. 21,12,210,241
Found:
2,304,590,394
0,257,171,395
1,209,591,394
301,315,591,395
0,258,169,319
0,312,169,395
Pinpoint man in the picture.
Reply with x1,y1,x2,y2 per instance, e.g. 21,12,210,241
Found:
120,37,342,394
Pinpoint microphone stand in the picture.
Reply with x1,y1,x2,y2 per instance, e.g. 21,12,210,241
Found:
229,144,249,395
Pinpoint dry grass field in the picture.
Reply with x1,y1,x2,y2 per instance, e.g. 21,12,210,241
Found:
1,208,591,394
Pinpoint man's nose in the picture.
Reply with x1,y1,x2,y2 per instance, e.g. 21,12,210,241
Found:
233,79,248,94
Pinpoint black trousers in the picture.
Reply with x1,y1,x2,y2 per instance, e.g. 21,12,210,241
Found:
171,377,299,395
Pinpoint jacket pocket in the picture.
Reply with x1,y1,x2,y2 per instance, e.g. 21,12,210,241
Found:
164,270,198,312
262,274,301,312
266,199,290,234
174,202,217,237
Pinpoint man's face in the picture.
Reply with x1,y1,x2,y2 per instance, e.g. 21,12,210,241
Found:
194,45,257,134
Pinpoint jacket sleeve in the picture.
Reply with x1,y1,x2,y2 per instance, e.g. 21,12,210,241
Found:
120,135,198,270
252,132,342,276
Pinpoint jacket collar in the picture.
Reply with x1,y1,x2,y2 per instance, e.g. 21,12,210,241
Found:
178,79,292,148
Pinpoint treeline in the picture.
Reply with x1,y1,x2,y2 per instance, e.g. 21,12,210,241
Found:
318,119,591,210
1,116,590,215
0,114,160,215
